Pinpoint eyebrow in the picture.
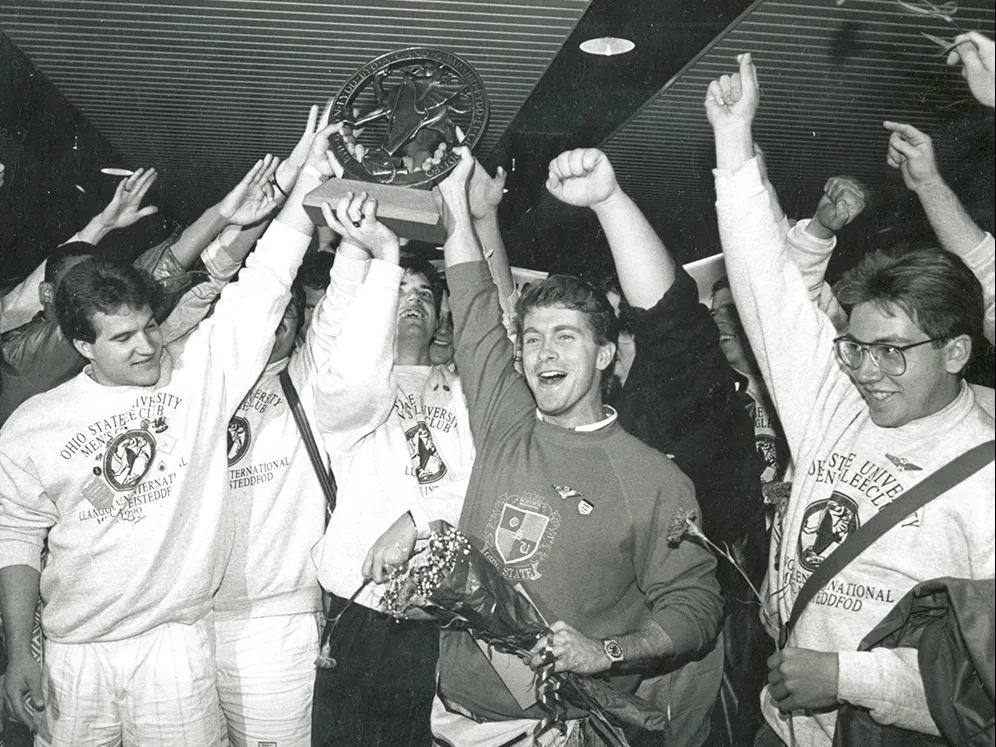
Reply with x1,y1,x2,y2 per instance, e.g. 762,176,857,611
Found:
522,324,583,335
841,333,915,345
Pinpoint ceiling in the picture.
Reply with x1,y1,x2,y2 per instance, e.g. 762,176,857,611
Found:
1,0,994,280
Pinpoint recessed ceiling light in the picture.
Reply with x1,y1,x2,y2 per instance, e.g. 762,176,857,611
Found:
580,37,635,56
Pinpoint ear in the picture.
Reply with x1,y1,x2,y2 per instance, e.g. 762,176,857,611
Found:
944,334,972,375
39,281,54,307
73,338,95,362
596,342,617,372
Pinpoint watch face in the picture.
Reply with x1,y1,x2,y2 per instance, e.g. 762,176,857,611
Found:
604,639,623,662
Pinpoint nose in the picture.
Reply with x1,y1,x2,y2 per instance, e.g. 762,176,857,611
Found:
851,349,882,383
135,331,156,356
537,338,557,362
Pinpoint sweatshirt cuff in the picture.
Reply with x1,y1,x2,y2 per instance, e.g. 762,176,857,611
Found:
332,252,371,285
365,258,404,289
712,157,765,204
0,538,45,573
837,650,878,706
790,219,837,254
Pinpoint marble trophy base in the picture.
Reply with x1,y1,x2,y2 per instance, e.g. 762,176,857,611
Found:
304,178,446,246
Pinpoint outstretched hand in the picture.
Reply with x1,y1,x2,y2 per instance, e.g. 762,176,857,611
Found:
546,148,621,210
705,52,760,131
883,121,941,192
814,176,868,233
321,191,400,263
468,160,506,220
947,31,995,108
96,167,160,230
275,100,334,190
217,155,282,226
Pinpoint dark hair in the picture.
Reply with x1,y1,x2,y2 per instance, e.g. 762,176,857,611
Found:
515,274,619,347
298,251,335,293
288,279,306,327
44,241,96,285
711,275,731,297
835,247,984,353
56,258,162,343
399,254,445,316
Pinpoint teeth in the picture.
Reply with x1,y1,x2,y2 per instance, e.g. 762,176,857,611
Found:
539,372,565,380
868,391,892,401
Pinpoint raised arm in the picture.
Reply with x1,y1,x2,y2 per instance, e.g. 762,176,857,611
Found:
883,120,994,344
439,148,535,440
786,175,868,332
707,54,846,452
74,168,160,246
312,192,402,445
547,148,675,306
468,162,517,315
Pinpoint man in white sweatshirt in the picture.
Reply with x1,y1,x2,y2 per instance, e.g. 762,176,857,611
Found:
706,54,995,747
310,192,475,747
0,137,334,745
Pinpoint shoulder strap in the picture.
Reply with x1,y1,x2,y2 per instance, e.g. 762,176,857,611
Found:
780,439,995,647
279,368,337,519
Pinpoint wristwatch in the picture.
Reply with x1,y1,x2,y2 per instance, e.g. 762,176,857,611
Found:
603,638,624,665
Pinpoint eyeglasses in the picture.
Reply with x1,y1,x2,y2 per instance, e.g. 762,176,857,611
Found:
833,336,947,376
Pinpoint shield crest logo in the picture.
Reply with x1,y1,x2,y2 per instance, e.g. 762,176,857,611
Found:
227,416,251,466
495,504,549,565
103,430,157,491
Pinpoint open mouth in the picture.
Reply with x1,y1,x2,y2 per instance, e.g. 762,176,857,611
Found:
400,307,423,320
537,371,567,384
864,389,896,403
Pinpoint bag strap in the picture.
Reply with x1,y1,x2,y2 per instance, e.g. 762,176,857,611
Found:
780,439,995,648
279,369,337,520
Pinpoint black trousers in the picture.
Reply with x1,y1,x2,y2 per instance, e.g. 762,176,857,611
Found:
311,596,439,747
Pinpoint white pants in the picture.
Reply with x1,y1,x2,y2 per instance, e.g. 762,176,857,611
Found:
37,618,221,747
215,613,319,747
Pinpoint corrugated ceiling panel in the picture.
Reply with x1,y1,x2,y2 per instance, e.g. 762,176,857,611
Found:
538,0,995,256
2,0,590,217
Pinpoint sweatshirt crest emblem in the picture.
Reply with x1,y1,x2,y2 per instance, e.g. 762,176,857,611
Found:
885,454,922,472
797,492,860,572
484,494,561,580
103,430,157,491
406,422,447,485
227,415,252,466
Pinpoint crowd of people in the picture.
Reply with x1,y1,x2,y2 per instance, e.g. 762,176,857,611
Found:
0,27,993,747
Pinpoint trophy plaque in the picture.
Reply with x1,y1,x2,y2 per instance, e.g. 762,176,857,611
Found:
304,48,489,244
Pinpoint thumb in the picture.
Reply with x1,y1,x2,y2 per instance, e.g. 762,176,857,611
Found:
29,676,45,710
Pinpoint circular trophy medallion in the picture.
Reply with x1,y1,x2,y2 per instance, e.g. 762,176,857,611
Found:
330,48,489,188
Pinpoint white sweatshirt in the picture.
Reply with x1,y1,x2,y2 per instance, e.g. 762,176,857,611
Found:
214,265,355,620
0,221,309,643
313,258,475,610
714,158,995,745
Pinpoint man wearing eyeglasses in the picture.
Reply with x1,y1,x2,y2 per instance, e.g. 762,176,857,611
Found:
707,54,994,747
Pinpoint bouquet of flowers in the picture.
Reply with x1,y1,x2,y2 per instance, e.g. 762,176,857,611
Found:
380,524,670,746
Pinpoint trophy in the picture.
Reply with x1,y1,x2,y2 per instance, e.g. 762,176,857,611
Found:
303,48,489,244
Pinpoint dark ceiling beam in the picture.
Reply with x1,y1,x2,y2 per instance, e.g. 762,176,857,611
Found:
0,31,168,277
484,0,760,269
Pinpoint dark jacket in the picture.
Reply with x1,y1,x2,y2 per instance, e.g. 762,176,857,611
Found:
835,577,995,747
611,264,762,548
